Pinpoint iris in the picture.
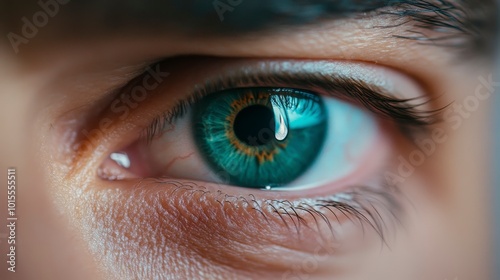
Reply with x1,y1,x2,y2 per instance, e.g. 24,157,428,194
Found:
192,88,327,188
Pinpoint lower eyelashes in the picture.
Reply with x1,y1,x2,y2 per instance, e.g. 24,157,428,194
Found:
131,178,401,253
80,177,402,275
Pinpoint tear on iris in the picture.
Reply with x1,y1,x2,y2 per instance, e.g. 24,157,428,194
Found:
192,88,327,188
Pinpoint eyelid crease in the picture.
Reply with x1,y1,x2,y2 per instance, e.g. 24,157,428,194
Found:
141,69,445,142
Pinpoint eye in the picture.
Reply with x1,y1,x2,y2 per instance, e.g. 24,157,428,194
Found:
83,57,437,265
97,58,430,195
192,88,329,188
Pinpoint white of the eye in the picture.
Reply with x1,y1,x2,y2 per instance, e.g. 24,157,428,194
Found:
110,152,131,169
276,98,377,191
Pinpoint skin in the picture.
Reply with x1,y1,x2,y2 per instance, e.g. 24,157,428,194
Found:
0,4,494,280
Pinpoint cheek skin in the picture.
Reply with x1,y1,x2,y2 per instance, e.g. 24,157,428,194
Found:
72,181,388,279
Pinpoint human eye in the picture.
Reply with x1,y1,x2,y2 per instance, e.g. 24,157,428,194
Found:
99,58,430,196
88,56,437,259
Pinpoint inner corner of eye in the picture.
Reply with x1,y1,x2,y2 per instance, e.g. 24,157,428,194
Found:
97,140,151,181
97,152,130,181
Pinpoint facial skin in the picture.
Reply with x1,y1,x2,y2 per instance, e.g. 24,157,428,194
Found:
0,0,497,279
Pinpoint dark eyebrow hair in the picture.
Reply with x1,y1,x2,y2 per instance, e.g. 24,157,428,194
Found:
0,0,496,54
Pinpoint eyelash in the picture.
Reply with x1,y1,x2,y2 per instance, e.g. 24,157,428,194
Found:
140,65,442,143
139,177,402,242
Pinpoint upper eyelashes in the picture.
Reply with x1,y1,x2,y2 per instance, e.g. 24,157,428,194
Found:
142,64,440,143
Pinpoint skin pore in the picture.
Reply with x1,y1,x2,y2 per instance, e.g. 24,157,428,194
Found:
0,0,496,279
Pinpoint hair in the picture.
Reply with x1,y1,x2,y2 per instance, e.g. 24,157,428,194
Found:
0,0,497,54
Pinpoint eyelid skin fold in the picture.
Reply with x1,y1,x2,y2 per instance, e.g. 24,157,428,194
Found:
137,57,440,143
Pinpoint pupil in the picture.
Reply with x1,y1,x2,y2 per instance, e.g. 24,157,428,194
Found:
233,105,276,146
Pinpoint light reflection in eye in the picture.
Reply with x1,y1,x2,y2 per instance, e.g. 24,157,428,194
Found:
110,152,131,169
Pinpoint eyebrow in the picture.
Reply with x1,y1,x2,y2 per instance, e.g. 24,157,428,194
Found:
1,0,496,53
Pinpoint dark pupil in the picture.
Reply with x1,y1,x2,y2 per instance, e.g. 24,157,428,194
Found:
233,105,276,146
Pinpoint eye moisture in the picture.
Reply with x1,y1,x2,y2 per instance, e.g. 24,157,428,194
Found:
192,88,327,188
110,152,131,169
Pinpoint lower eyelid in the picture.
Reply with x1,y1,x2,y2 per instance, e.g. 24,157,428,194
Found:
90,178,400,264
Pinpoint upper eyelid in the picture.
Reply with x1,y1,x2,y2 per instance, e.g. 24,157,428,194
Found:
63,57,438,156
140,66,442,142
197,71,438,125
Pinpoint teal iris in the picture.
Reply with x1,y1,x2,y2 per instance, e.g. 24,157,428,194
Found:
192,88,327,188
